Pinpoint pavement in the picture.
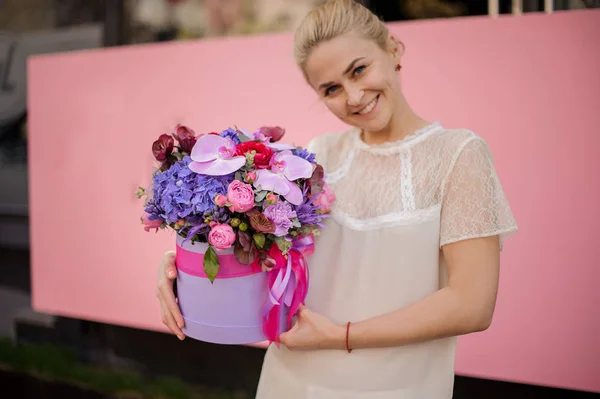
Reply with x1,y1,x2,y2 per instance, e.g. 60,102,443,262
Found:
0,246,55,341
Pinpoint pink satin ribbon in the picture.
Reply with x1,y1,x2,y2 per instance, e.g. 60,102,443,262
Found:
176,245,261,278
262,236,314,344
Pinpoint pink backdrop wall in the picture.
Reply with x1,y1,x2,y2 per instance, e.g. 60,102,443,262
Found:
27,9,600,393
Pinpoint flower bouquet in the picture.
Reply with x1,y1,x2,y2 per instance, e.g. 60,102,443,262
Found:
138,124,334,345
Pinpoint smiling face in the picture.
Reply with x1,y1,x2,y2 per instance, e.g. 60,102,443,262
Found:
304,31,402,135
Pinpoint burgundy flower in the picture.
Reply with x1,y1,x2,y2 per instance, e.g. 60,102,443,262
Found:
234,230,256,265
247,209,276,234
306,164,325,197
152,134,174,162
235,142,273,169
256,126,285,142
257,251,276,272
172,124,197,154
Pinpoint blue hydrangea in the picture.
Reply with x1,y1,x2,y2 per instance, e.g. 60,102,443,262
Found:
292,148,316,163
219,128,241,144
145,156,233,239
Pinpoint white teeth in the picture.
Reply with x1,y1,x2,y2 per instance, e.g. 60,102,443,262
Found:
358,97,377,115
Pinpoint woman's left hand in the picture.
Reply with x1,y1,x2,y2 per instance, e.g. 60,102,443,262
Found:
279,305,346,351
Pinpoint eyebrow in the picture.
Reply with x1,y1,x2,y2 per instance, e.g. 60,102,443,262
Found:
318,57,366,90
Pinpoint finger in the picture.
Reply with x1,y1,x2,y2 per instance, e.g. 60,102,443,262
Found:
158,279,185,329
279,331,291,348
296,304,308,318
164,251,177,280
284,320,300,339
159,297,185,340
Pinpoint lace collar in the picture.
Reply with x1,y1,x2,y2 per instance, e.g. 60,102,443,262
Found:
352,121,443,151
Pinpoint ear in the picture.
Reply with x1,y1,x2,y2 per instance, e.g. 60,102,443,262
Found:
388,35,405,62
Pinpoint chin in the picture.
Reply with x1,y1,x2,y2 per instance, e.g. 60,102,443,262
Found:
361,118,391,134
346,114,391,134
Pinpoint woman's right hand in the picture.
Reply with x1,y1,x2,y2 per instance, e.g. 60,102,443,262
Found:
156,250,185,340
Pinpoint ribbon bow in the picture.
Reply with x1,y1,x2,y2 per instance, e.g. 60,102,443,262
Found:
262,235,314,344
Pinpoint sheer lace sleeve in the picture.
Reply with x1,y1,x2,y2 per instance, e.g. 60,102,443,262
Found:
307,133,339,171
440,137,517,249
307,137,323,163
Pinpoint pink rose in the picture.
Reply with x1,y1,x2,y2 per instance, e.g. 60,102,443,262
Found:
142,213,162,232
245,171,256,183
214,194,227,207
208,222,236,251
314,183,335,213
227,180,255,213
266,193,278,204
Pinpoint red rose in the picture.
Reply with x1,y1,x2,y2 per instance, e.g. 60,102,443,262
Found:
235,142,273,169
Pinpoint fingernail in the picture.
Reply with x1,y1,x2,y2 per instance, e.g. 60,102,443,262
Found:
179,334,185,340
177,321,184,328
168,270,175,278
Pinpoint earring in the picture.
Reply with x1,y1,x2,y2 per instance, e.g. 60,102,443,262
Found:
395,64,402,71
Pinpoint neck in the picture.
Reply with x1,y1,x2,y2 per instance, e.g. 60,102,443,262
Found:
362,95,430,146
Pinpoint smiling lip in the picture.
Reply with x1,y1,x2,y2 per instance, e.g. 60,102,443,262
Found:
353,94,379,116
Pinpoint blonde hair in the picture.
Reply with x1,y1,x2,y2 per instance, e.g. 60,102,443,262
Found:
293,0,391,71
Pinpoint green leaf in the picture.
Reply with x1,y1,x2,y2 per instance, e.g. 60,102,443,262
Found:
253,233,265,249
203,246,220,284
135,187,146,199
254,190,268,203
235,171,243,182
275,236,292,255
238,133,252,143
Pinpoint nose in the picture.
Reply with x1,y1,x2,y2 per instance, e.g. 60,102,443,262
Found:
346,87,364,107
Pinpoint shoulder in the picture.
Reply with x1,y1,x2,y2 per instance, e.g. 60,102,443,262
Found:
306,128,354,154
427,127,494,166
306,127,356,168
431,127,485,148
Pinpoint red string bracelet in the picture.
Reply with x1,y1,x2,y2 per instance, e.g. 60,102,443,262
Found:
345,321,352,353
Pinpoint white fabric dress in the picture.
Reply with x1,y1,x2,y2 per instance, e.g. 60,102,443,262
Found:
255,122,518,399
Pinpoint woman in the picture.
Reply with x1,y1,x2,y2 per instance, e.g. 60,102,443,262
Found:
156,0,518,397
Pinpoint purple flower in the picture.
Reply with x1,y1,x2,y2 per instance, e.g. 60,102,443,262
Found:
144,199,164,222
220,128,241,144
263,202,297,237
295,201,326,227
294,185,328,227
292,148,316,163
146,156,233,240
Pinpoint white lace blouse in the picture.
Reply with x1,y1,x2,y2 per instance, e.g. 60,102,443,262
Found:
255,122,518,399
